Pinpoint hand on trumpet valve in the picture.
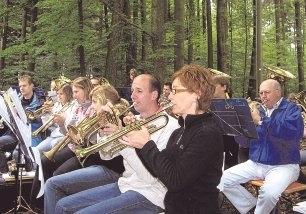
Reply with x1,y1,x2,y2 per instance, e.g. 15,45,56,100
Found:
53,113,65,126
119,126,150,149
123,112,136,125
249,102,261,125
97,101,114,114
98,122,120,136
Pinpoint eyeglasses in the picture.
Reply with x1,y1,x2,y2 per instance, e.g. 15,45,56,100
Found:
171,88,189,95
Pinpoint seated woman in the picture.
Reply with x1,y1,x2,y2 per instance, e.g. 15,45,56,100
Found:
122,64,224,213
36,83,74,152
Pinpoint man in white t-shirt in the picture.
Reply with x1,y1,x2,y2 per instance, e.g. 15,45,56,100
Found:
44,74,179,214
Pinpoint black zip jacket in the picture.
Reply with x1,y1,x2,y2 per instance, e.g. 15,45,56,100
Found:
137,112,224,214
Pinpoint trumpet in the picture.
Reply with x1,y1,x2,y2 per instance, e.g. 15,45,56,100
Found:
75,103,172,165
67,111,119,146
42,135,70,161
32,101,75,137
43,102,130,161
26,103,54,121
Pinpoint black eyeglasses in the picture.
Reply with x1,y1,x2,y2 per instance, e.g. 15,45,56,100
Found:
171,88,189,95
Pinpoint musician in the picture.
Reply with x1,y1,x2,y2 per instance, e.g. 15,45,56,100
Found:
44,74,179,214
163,82,172,99
19,74,47,146
50,84,127,176
36,77,91,175
36,83,73,152
218,79,304,214
123,65,224,213
89,75,100,88
0,75,45,158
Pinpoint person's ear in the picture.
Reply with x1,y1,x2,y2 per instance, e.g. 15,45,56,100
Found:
152,91,158,100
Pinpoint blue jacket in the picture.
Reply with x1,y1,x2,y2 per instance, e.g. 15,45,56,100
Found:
21,92,45,146
249,98,304,165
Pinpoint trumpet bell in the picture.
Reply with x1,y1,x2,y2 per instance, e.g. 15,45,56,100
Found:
209,68,231,78
265,65,296,80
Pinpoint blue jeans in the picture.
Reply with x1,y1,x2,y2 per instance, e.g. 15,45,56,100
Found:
56,182,162,214
44,165,120,214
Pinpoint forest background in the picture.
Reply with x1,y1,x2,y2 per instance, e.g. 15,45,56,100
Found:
0,0,305,99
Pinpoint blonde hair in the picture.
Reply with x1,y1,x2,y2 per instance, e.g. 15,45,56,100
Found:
72,77,93,100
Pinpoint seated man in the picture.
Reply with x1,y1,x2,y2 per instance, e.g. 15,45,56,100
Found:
218,79,304,214
213,75,239,169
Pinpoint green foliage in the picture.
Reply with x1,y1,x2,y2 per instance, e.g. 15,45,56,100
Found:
0,0,304,94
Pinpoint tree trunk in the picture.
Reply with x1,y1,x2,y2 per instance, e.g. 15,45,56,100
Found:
274,0,282,66
140,0,147,62
256,0,262,93
216,0,228,73
187,0,195,64
124,0,134,75
248,0,257,99
174,0,185,70
242,0,249,98
28,0,38,72
0,0,9,70
104,3,109,32
77,0,86,76
21,6,28,62
206,0,213,68
105,0,125,85
295,0,304,91
151,0,165,79
202,0,206,34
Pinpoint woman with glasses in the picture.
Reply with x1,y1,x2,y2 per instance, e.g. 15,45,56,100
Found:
122,64,224,213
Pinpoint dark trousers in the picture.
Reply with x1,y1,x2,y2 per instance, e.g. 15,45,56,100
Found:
223,135,239,169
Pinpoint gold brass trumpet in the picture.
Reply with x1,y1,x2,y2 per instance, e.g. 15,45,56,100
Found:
32,101,75,137
75,103,172,165
43,102,130,161
26,103,54,121
67,111,119,146
43,135,70,161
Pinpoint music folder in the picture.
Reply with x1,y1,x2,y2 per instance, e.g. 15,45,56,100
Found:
210,98,258,139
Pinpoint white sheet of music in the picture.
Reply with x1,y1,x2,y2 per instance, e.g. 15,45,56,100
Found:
0,94,12,130
3,89,33,162
31,147,45,198
8,88,28,125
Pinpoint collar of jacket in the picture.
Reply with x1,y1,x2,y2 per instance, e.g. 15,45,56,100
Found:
178,112,212,128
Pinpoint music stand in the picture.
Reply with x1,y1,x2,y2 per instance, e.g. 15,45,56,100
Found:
210,98,258,139
1,89,37,214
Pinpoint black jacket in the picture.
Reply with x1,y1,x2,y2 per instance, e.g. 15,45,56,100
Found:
137,112,224,214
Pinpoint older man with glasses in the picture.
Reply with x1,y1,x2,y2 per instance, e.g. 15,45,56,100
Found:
218,79,304,214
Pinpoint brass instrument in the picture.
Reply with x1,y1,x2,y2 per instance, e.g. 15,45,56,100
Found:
67,111,119,146
32,101,75,137
264,65,296,82
42,135,70,161
75,103,172,165
26,104,54,121
43,102,130,161
209,68,231,78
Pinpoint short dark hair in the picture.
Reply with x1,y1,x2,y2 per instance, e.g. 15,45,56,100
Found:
164,82,172,90
148,75,161,101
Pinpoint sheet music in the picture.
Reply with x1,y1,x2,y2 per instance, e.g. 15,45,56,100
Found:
0,95,13,131
8,87,28,124
3,88,34,162
31,147,45,198
211,98,258,139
